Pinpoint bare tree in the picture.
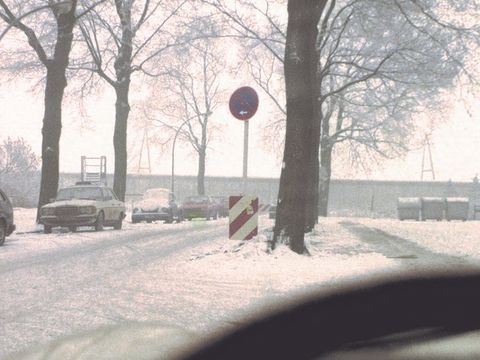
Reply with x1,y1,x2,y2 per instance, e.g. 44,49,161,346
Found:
0,137,39,175
74,0,187,200
0,0,97,220
208,0,478,252
150,38,223,195
314,0,478,217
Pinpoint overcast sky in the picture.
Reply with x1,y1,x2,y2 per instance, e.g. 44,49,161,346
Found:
1,78,479,182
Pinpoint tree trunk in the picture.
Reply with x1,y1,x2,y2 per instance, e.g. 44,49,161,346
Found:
112,8,133,202
273,0,326,254
113,84,130,201
197,149,206,195
36,3,77,221
318,96,342,217
318,142,333,217
304,105,322,230
37,66,65,220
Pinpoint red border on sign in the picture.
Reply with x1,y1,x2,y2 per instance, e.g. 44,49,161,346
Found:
229,86,259,121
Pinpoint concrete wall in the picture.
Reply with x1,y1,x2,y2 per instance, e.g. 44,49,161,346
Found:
328,179,479,218
2,172,479,219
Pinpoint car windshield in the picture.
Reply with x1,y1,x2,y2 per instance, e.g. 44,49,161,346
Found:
56,187,103,201
1,1,479,359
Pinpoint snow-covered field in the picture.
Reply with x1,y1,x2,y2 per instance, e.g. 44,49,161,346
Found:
2,209,480,359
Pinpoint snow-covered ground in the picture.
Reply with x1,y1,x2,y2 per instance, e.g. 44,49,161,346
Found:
3,209,398,294
1,208,214,262
354,217,480,258
2,209,480,359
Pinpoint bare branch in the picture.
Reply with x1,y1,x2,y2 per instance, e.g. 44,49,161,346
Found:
0,0,49,65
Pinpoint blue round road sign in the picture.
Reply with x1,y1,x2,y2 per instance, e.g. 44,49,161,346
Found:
229,86,259,121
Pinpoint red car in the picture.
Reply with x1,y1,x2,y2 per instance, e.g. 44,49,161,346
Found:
182,195,218,220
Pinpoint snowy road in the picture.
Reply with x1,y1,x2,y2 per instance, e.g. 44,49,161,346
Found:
0,220,230,357
2,211,480,358
0,222,222,275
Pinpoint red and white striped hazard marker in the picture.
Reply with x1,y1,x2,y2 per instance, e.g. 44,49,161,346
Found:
229,195,259,240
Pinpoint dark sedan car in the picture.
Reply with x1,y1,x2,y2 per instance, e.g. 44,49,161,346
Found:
0,188,15,245
182,195,218,220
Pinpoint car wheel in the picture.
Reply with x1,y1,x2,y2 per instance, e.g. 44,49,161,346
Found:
68,226,77,232
113,215,123,230
44,225,52,234
95,212,104,231
0,221,5,246
131,218,138,224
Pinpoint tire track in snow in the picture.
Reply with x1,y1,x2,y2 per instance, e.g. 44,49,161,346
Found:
339,220,475,270
0,222,226,275
0,222,228,356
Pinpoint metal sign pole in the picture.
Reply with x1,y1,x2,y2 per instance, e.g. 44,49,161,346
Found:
243,120,249,193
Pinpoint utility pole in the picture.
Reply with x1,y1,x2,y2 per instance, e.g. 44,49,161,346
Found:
137,127,152,174
421,135,435,181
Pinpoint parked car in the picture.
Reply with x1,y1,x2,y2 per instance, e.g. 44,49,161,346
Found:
182,195,217,220
132,188,183,224
39,182,126,233
0,188,16,245
211,196,229,218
